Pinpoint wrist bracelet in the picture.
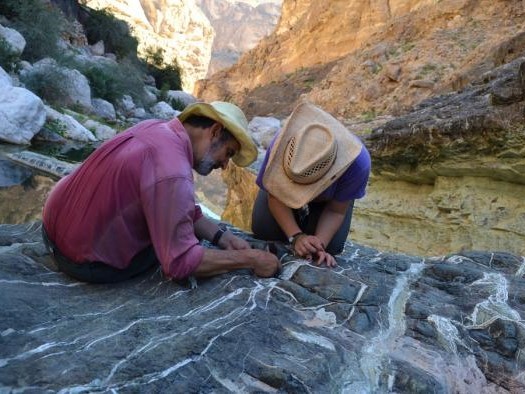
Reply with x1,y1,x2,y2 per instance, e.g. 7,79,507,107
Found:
212,227,226,246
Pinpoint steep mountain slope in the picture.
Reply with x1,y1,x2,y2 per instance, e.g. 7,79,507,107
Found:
195,0,525,119
84,0,214,91
196,0,281,76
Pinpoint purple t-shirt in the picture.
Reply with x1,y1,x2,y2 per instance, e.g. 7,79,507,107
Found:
256,133,371,202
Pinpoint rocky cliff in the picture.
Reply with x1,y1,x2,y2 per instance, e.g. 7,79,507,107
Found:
84,0,214,92
196,0,281,77
195,0,525,119
82,0,281,92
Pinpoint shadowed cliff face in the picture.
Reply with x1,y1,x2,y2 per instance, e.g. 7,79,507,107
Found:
0,223,523,392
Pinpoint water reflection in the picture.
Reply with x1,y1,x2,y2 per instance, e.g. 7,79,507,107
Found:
0,154,56,223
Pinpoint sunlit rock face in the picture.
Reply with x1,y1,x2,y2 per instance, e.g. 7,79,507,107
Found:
195,0,525,119
221,56,525,257
196,0,282,77
0,222,523,392
84,0,214,92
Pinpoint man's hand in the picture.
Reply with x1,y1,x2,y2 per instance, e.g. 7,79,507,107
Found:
219,231,250,250
248,249,281,277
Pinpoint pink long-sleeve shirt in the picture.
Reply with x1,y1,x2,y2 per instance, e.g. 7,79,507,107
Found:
42,118,204,279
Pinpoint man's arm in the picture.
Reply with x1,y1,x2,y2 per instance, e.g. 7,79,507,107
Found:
193,248,281,278
194,215,250,250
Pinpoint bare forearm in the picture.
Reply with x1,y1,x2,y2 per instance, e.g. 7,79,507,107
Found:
193,248,280,278
268,194,300,237
194,216,221,242
315,210,346,247
193,249,251,277
315,200,352,247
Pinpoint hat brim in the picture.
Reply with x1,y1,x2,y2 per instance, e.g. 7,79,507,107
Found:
263,102,363,208
178,102,257,167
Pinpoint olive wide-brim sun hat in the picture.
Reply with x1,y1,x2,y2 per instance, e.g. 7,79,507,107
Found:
178,101,258,167
263,101,363,209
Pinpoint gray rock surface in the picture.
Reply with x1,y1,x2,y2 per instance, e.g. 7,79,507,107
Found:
0,222,523,392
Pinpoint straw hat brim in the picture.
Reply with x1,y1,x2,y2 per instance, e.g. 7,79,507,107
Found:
263,102,363,208
178,101,258,167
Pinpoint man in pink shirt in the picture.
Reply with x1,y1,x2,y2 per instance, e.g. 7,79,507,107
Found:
42,101,280,283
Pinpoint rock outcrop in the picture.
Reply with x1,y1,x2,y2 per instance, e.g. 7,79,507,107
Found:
0,222,523,392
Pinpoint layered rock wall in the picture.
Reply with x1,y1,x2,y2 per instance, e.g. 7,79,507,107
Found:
223,57,525,257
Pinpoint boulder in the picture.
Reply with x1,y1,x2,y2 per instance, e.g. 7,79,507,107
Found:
0,68,46,145
0,24,26,56
45,106,96,142
91,98,116,122
20,59,92,111
83,119,116,141
166,90,197,109
151,101,178,120
248,116,281,149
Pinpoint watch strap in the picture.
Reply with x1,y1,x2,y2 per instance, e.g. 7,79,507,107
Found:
212,227,226,246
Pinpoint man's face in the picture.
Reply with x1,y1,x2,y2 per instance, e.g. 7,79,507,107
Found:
194,130,240,176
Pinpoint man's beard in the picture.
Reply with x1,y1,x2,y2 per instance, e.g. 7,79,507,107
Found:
194,153,217,175
194,143,222,176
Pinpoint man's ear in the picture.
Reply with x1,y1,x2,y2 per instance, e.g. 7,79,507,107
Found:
210,122,223,139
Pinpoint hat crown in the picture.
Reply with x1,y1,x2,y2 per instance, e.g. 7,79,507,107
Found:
283,124,337,184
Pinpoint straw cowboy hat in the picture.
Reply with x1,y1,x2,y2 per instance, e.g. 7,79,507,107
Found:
178,101,258,167
263,101,363,209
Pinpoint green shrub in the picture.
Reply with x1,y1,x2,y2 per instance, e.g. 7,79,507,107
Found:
143,46,182,91
21,63,70,105
0,0,67,62
82,8,138,59
58,54,147,106
0,37,20,72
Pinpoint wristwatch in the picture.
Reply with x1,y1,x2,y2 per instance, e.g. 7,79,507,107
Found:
288,231,304,246
212,224,227,246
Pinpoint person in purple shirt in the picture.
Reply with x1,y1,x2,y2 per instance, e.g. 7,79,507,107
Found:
252,102,371,267
42,101,280,283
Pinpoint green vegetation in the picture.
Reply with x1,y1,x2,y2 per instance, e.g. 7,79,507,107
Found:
21,63,70,105
143,46,183,91
360,109,377,122
64,57,147,105
0,36,20,72
82,7,138,59
0,0,67,62
42,119,67,138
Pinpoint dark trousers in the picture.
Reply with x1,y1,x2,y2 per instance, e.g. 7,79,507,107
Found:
251,190,354,255
42,226,159,283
